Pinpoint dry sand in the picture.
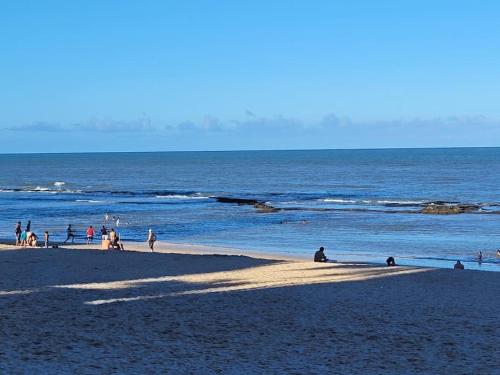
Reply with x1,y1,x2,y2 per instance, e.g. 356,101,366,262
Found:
0,241,498,374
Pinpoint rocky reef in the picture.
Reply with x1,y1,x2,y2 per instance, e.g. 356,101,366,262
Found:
215,197,281,213
421,203,481,214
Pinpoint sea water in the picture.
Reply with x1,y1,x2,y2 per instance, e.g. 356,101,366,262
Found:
0,148,499,271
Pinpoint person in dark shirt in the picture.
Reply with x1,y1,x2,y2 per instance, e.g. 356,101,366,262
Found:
454,260,464,270
64,224,75,243
26,220,31,232
15,222,22,245
386,256,396,266
314,247,328,263
100,225,107,239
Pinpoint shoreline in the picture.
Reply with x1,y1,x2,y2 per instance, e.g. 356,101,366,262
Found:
1,238,498,272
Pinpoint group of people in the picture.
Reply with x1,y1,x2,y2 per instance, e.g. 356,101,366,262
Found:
14,219,157,252
15,221,48,248
15,220,497,264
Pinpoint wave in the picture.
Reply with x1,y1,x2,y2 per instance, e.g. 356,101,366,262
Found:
75,199,105,203
54,181,65,187
322,198,357,203
155,194,210,200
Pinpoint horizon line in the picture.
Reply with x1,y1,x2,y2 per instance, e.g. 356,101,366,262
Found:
0,145,499,156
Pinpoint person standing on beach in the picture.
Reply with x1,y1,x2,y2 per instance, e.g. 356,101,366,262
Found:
44,231,49,248
64,225,75,243
26,220,31,232
15,222,22,245
147,229,156,252
100,225,107,239
86,225,95,244
20,229,27,246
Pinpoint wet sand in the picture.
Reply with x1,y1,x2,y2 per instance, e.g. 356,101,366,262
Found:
0,242,498,374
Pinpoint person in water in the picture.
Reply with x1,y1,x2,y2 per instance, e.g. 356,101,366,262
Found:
477,251,483,262
386,256,396,266
314,247,328,262
454,260,464,270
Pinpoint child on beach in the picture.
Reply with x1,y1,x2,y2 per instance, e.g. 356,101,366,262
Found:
147,229,156,252
44,231,49,248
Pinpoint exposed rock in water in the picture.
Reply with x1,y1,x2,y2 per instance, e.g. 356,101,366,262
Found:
216,197,280,213
254,202,281,213
421,203,481,214
215,197,259,205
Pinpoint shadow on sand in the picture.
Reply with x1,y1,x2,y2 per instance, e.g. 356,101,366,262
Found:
0,248,498,374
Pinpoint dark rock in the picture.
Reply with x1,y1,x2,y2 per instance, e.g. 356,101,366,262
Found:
215,197,258,205
254,202,281,213
421,203,480,214
216,196,280,213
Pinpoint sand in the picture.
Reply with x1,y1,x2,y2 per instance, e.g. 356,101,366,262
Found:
0,241,498,374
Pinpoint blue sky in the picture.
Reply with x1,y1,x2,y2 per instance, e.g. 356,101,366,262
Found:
1,0,500,152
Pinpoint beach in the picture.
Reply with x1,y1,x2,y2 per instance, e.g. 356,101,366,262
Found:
0,242,498,374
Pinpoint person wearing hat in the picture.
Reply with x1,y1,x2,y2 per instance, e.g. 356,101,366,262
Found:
147,229,156,252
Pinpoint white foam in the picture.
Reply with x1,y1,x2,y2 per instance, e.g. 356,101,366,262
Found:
322,198,357,203
76,199,104,203
54,181,65,187
376,200,425,205
155,195,209,200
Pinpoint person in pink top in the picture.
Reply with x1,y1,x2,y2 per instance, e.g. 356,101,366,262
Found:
86,225,95,244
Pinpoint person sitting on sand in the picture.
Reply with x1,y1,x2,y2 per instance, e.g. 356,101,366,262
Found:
28,232,38,247
64,225,75,243
314,247,328,263
147,229,156,252
454,260,464,270
386,256,396,266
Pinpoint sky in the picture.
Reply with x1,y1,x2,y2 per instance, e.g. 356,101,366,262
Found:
1,0,500,152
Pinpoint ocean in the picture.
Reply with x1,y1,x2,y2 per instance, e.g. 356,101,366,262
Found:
0,148,499,271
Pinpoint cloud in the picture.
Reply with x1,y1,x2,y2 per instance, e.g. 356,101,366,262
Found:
4,121,66,132
76,115,154,132
4,114,500,149
4,115,155,133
